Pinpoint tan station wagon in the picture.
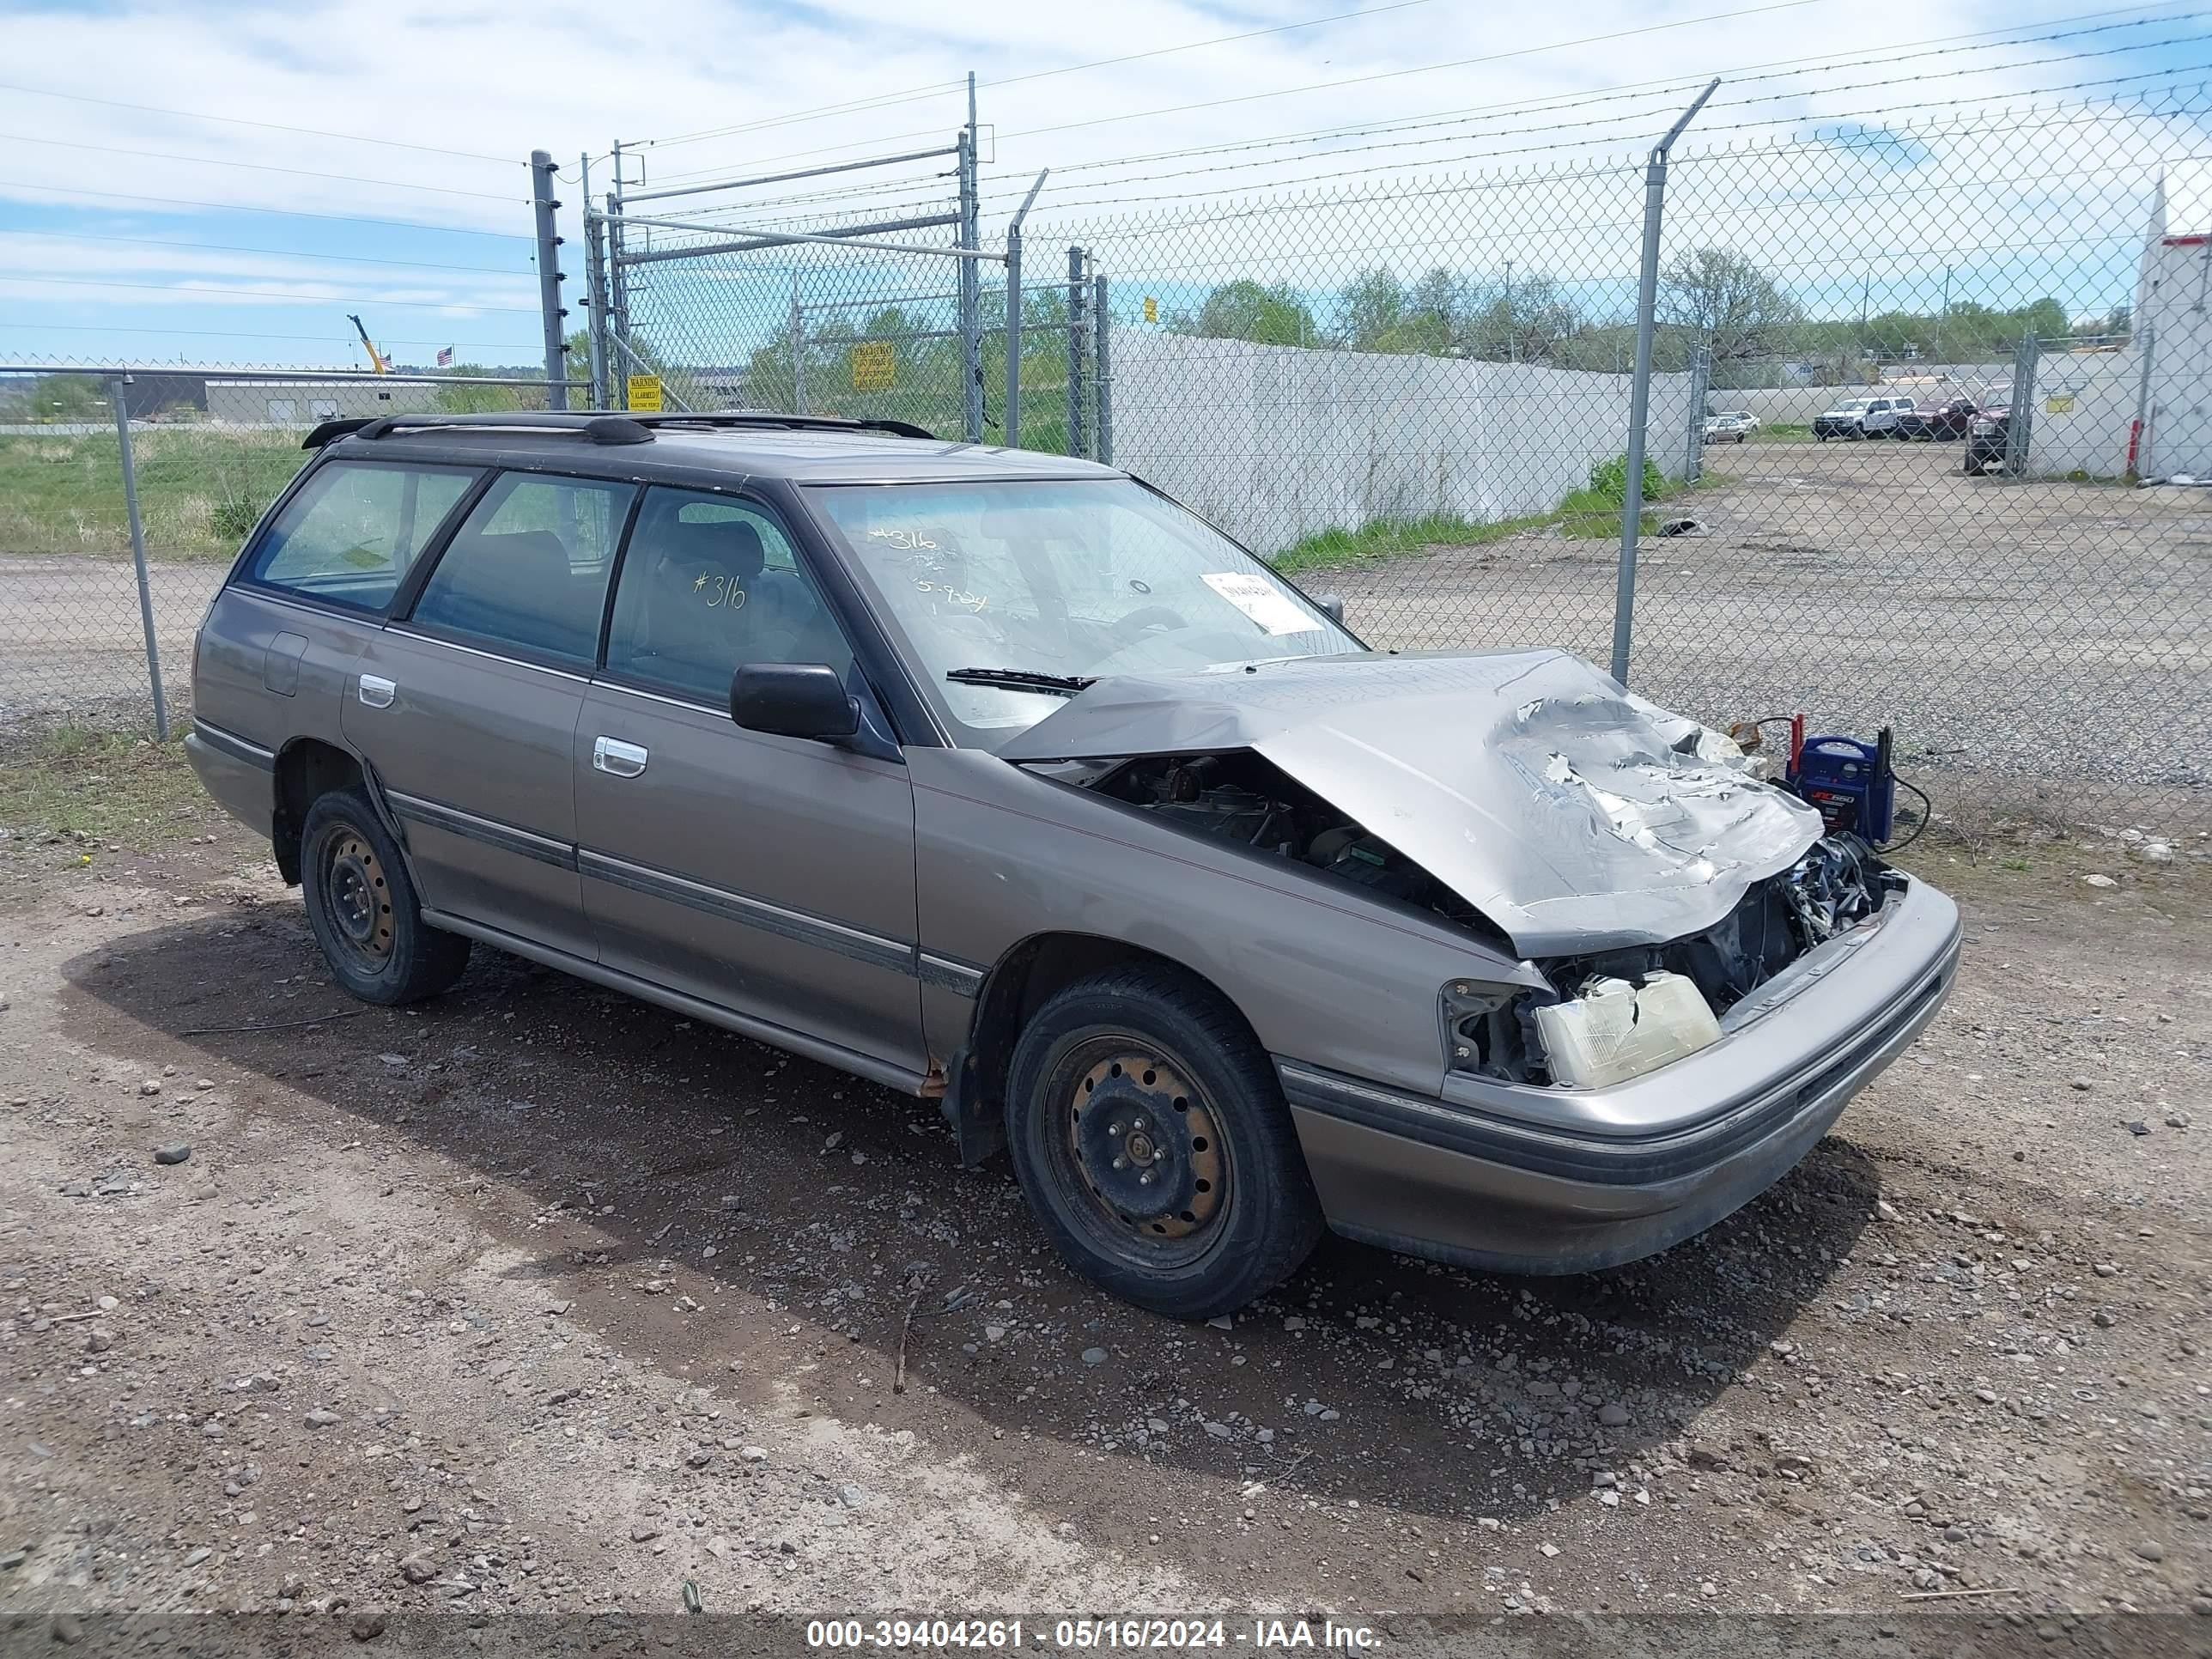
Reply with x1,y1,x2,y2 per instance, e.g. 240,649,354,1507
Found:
186,411,1960,1317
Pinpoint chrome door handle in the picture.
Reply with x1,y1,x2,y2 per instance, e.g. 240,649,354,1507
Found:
592,736,648,778
358,674,396,708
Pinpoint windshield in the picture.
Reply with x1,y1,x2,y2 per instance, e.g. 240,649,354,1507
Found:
807,478,1361,746
1831,399,1872,412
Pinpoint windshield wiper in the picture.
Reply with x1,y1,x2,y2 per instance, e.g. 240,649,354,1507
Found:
945,666,1097,696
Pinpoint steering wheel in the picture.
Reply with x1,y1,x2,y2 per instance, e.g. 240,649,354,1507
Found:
1106,604,1189,646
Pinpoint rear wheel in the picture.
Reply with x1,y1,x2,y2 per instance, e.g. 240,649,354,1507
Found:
301,787,470,1005
1006,965,1322,1319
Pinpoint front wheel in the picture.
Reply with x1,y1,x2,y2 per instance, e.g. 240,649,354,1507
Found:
1005,964,1323,1319
301,787,471,1005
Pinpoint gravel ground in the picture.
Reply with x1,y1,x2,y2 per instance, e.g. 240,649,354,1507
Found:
0,787,2207,1633
0,555,218,738
1329,440,2212,829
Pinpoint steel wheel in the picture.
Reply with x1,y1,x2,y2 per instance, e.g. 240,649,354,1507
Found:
319,828,395,973
1047,1036,1231,1265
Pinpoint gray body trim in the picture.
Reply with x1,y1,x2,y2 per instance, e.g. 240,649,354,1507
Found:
576,848,917,980
420,907,931,1097
191,720,276,771
386,790,578,872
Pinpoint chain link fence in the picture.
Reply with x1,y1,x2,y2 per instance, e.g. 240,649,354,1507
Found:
9,82,2209,841
597,84,2210,838
0,363,580,743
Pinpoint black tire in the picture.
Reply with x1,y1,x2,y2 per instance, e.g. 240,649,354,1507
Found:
1005,964,1323,1319
301,787,471,1005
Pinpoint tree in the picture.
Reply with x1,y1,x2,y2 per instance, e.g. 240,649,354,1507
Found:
1337,268,1406,351
1660,248,1802,365
1466,275,1580,363
1191,280,1317,346
26,373,104,422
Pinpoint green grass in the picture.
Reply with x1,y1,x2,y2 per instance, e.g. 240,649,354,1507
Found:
1760,422,1813,442
1272,509,1555,573
1271,454,1726,572
0,427,312,560
0,725,212,848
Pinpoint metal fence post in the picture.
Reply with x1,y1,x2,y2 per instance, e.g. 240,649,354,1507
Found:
2006,331,2040,477
789,278,807,415
1610,79,1718,687
1683,335,1711,483
107,376,167,742
1067,247,1088,459
957,81,983,443
583,200,610,408
2130,322,2155,480
1003,172,1048,451
1093,269,1113,466
530,150,569,410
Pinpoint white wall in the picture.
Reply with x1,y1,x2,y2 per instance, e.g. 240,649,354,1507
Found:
2135,237,2212,477
1107,329,1693,556
2026,349,2143,477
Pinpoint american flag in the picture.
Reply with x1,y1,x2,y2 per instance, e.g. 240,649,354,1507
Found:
435,346,453,368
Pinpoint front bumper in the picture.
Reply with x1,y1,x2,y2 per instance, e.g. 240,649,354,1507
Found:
1279,878,1960,1275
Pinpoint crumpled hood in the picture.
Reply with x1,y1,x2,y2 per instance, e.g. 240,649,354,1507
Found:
999,649,1824,956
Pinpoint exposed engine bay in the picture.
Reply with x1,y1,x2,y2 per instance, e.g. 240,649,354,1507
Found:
1078,749,1905,1088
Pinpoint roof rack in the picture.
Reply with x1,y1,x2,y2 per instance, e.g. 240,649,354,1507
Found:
302,410,939,450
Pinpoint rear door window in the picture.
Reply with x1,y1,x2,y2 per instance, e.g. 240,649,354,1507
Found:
601,488,852,702
407,472,637,670
241,459,479,613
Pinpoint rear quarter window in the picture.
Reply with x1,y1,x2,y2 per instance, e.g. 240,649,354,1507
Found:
241,459,479,613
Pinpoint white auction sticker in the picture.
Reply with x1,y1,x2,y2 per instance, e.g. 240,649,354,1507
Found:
1200,571,1322,635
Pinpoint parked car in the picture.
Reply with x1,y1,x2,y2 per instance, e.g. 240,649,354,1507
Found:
1893,397,1978,441
185,410,1961,1317
1965,404,2013,472
1811,395,1915,440
1702,411,1757,443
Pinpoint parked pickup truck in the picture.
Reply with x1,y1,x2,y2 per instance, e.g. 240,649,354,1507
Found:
1812,395,1914,440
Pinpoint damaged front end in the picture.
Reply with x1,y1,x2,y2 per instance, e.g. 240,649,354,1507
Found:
1449,833,1905,1088
1003,649,1915,1095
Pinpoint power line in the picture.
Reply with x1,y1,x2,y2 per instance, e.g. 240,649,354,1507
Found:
5,276,540,313
964,30,2212,210
0,132,526,203
1007,64,2210,216
0,322,548,349
0,228,530,277
677,18,2208,228
635,0,1827,182
638,0,1450,153
706,0,2185,195
1020,7,2209,181
0,179,532,239
0,82,521,167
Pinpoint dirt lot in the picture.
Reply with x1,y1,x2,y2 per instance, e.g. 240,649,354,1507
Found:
1332,438,2212,825
0,748,2207,1632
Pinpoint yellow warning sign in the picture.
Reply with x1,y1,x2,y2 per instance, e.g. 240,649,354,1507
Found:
2044,392,2075,413
1143,296,1158,324
850,341,895,392
626,374,663,412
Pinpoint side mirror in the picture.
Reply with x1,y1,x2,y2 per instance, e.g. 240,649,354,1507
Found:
1316,593,1346,625
731,663,859,743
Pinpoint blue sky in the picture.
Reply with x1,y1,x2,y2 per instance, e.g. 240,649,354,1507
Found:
3,0,2209,371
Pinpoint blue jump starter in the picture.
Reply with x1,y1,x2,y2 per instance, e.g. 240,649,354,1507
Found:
1790,728,1896,843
